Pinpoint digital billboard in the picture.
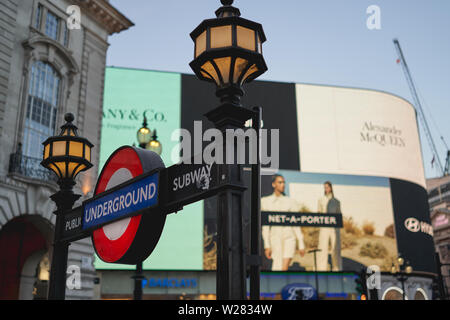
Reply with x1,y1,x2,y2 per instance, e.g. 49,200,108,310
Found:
204,170,399,272
98,69,435,274
96,67,203,270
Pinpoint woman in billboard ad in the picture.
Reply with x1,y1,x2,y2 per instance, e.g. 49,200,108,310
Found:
259,171,398,273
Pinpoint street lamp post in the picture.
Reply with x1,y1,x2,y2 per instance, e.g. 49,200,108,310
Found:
391,255,413,300
190,0,267,300
133,118,160,300
133,120,163,300
41,113,93,300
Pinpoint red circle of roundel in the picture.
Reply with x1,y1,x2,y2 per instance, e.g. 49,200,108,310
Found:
92,147,143,263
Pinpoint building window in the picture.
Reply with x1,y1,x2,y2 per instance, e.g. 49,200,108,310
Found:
35,4,43,29
45,11,60,41
23,61,60,159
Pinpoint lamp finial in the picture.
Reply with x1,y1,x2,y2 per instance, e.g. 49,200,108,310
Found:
65,113,74,123
216,0,240,17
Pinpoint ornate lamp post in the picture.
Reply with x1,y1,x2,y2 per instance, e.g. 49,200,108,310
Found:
41,113,93,300
190,0,267,106
133,118,152,300
133,120,163,300
391,255,413,300
190,0,267,300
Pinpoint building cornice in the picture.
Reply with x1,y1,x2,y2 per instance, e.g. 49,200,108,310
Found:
74,0,134,35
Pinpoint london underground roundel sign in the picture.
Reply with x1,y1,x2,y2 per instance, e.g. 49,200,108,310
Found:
92,146,166,264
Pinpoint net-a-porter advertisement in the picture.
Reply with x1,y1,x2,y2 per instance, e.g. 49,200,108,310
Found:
260,171,397,272
98,68,435,273
205,170,399,272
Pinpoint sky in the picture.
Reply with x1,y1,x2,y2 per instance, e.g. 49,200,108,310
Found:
107,0,450,179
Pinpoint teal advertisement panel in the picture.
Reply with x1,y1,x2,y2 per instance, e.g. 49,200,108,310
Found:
96,67,203,270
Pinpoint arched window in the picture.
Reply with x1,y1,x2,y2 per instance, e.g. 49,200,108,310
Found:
23,61,61,159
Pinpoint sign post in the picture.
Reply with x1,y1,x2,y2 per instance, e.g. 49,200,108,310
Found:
55,146,238,274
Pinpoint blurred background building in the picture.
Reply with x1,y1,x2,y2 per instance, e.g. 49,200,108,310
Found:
428,175,450,298
0,0,132,299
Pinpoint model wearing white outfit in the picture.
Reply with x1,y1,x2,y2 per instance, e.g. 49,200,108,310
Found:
262,193,305,271
316,193,340,271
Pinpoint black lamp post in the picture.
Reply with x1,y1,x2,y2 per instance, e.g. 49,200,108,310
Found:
391,255,413,300
41,113,93,300
133,120,163,300
133,117,153,300
190,0,267,300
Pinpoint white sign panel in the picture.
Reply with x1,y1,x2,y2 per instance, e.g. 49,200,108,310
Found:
296,84,426,187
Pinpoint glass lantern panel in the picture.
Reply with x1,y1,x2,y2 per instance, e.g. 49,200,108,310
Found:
48,163,60,178
201,61,221,86
44,144,50,159
195,30,207,58
73,164,87,177
257,33,263,53
84,144,91,162
213,57,231,85
68,162,79,178
210,25,232,49
233,57,249,83
55,162,67,178
200,70,212,80
69,141,84,158
241,64,258,84
237,26,255,51
52,140,67,156
62,128,76,136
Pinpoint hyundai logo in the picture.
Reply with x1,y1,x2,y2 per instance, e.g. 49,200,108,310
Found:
404,217,420,232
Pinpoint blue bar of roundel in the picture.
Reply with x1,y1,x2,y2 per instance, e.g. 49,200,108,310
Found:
82,173,159,230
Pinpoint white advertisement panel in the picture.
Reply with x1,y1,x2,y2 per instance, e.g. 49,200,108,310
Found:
296,84,426,187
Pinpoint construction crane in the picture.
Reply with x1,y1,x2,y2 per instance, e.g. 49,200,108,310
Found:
442,137,450,176
393,39,446,176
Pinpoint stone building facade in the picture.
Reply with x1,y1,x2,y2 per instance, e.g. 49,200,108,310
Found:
0,0,132,299
427,175,450,299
